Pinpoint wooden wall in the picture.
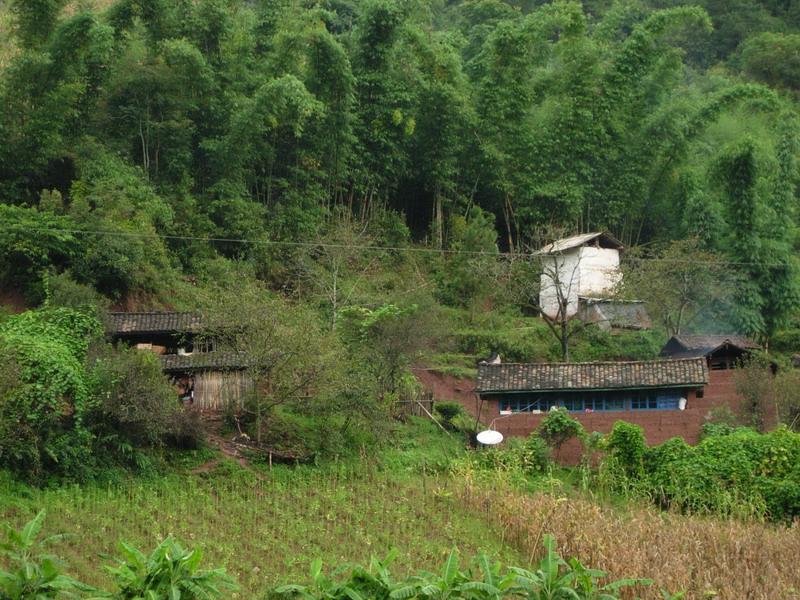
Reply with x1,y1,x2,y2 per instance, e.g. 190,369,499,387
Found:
193,370,253,411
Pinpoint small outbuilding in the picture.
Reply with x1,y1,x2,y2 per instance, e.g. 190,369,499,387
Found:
536,232,650,329
161,352,253,411
106,311,250,410
660,335,760,370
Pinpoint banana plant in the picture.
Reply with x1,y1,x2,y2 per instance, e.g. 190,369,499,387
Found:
0,510,89,600
273,536,658,600
89,538,237,600
508,535,651,600
273,558,370,600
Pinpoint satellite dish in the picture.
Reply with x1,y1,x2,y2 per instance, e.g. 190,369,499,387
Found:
476,430,504,445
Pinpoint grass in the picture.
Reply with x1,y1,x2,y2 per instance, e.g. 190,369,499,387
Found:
2,420,799,599
425,352,479,379
0,420,522,598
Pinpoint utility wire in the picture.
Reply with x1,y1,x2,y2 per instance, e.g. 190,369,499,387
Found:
6,224,797,267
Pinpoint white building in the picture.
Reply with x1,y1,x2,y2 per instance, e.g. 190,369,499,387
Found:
537,232,625,322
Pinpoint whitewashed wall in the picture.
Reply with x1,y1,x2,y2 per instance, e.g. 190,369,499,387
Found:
539,246,621,320
577,246,621,296
539,250,582,319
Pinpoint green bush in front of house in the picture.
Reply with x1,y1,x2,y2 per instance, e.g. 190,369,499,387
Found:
0,307,102,480
0,307,192,482
598,423,800,521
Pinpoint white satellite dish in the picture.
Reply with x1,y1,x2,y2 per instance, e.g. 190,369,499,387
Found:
476,429,504,445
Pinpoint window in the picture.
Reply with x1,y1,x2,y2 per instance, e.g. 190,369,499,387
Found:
602,396,626,411
656,394,680,410
630,391,682,410
498,390,684,413
631,394,658,410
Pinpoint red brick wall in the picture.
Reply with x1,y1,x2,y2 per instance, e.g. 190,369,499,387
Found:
416,368,762,464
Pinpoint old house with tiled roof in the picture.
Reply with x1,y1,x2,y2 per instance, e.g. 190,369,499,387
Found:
660,334,760,369
471,355,769,463
107,312,251,410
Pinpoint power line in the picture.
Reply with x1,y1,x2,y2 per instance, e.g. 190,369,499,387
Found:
6,224,797,267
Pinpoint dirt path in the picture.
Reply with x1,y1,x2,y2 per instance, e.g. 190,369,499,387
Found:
190,416,259,475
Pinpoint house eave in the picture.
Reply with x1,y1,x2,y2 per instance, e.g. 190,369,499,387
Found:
477,382,706,396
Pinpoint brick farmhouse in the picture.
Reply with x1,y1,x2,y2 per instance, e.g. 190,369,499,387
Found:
420,336,770,463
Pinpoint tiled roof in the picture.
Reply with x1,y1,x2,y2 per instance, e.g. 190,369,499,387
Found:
160,352,248,372
107,312,202,334
673,335,759,352
476,358,708,394
536,232,624,254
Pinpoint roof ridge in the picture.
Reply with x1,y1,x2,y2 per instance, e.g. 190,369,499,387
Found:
108,310,198,315
481,357,703,367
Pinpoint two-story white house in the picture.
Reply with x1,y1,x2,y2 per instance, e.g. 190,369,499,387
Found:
537,232,650,329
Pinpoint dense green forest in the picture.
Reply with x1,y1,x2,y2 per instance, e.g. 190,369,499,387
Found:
3,0,800,333
4,5,800,594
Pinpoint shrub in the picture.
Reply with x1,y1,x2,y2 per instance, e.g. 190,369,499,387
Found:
454,328,553,363
538,408,585,453
44,271,109,315
606,421,647,477
520,435,551,475
0,308,102,480
87,344,179,449
634,427,800,521
701,405,741,439
434,401,466,431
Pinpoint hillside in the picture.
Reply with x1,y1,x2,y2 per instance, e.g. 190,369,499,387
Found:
2,4,800,597
0,0,799,342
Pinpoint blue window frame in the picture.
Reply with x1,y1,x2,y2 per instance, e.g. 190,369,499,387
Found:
498,390,684,413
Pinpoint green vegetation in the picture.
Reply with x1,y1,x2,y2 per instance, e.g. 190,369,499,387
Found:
270,535,653,599
0,306,200,482
0,510,236,599
3,0,800,597
1,0,800,343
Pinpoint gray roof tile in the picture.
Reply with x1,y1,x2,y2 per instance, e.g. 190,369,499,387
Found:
671,335,759,355
107,312,202,334
160,352,248,372
476,358,708,393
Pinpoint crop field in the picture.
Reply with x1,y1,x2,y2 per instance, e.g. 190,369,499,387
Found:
2,460,799,600
0,465,524,598
0,421,798,599
463,480,800,600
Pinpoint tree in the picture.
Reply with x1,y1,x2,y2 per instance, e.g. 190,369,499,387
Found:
741,32,800,92
774,369,800,431
435,206,498,314
713,138,800,340
10,0,66,49
339,303,442,402
620,238,735,336
198,278,339,446
297,211,379,330
734,356,775,431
